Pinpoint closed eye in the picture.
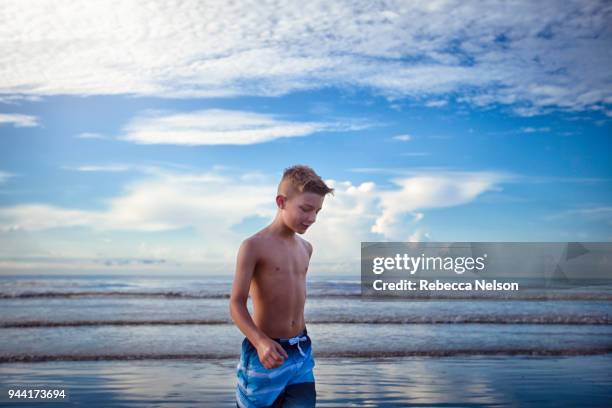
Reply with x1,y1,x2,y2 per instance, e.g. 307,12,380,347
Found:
301,207,321,213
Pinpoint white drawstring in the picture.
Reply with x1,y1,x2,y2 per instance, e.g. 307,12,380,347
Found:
287,335,308,357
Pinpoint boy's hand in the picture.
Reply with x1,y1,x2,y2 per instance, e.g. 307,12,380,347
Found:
255,337,289,369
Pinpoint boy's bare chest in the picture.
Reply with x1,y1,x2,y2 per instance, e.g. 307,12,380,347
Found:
255,244,310,284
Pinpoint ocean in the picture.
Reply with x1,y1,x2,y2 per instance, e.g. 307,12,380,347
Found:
1,274,611,407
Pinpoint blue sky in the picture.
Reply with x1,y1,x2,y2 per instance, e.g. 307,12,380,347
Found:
0,0,611,275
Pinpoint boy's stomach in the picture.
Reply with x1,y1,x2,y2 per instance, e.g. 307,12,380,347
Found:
252,303,306,339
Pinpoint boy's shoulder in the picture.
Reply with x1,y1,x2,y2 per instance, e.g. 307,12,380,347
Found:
297,235,313,258
239,233,264,253
239,231,273,254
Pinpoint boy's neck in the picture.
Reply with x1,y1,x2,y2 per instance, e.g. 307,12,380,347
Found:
266,214,296,239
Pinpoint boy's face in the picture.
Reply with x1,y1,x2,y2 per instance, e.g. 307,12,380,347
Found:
279,191,324,234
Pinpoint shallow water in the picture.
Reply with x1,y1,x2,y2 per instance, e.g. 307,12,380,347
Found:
1,355,611,407
1,275,611,406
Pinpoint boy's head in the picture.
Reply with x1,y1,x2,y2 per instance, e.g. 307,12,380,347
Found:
276,165,334,234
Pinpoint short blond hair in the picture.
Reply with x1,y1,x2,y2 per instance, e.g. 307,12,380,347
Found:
277,164,334,199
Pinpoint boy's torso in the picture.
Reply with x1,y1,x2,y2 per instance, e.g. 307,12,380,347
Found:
249,233,311,339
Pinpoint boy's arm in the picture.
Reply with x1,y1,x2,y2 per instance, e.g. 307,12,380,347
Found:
229,238,288,369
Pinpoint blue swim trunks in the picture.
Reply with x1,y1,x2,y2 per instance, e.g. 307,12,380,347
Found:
236,328,316,408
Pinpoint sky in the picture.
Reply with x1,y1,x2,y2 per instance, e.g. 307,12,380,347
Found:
0,0,611,275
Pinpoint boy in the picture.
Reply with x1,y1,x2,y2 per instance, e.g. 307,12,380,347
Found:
230,165,334,408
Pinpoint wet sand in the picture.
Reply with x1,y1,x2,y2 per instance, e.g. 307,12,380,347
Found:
2,355,611,407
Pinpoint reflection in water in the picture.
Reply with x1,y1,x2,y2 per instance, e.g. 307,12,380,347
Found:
1,356,611,407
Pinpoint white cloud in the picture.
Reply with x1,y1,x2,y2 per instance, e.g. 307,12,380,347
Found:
0,113,39,127
304,179,380,263
424,100,448,108
0,258,177,274
521,127,551,133
118,109,354,145
0,1,610,115
293,171,506,261
61,161,201,175
75,132,107,139
0,168,277,262
0,95,42,105
63,164,132,172
0,167,508,270
370,171,508,240
392,134,412,142
0,204,103,231
0,171,15,184
545,206,612,224
408,228,430,242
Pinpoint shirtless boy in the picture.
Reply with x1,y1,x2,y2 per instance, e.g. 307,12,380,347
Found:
230,165,334,408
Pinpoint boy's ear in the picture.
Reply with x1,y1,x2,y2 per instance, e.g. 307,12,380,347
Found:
276,194,286,209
